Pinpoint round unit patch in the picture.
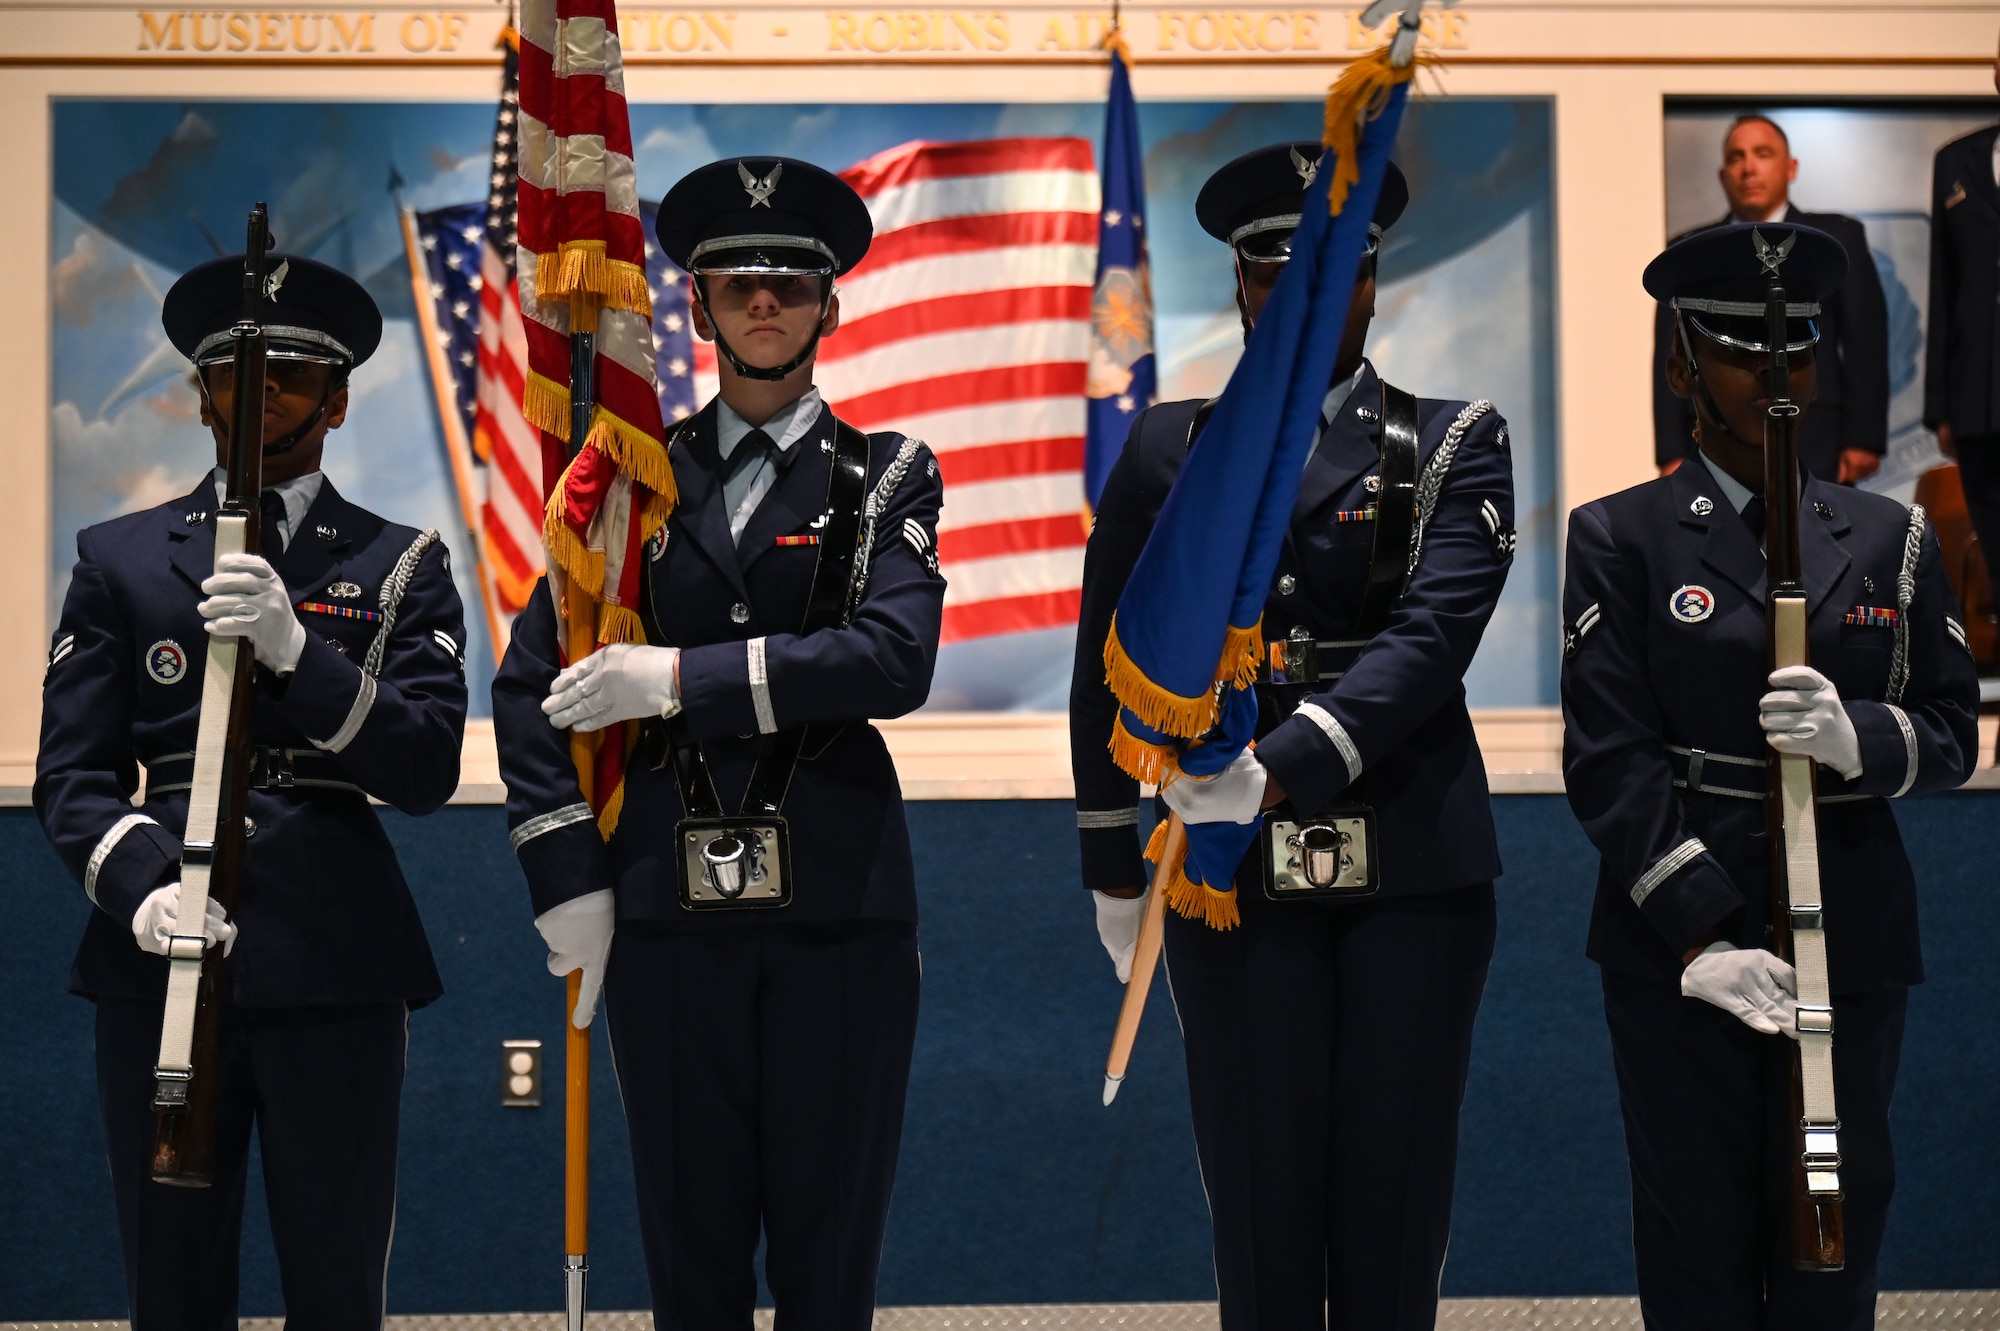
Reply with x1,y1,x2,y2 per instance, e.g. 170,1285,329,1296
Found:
146,639,189,684
1668,585,1715,624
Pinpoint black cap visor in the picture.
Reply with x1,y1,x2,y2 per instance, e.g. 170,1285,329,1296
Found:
1676,297,1822,355
689,234,837,277
192,324,354,368
1231,217,1381,266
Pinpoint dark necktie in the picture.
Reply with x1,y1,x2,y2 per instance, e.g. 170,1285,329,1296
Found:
1741,494,1767,544
727,427,776,486
260,489,287,555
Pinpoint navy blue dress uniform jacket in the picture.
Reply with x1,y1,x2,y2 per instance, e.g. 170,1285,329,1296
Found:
1561,462,1979,993
36,476,468,1007
1653,209,1891,472
1072,362,1514,896
493,400,945,926
1926,126,2000,438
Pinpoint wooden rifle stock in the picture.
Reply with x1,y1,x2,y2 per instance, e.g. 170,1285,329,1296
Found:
1760,259,1845,1270
150,205,272,1186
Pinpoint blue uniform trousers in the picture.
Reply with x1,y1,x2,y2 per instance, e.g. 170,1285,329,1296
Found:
1601,972,1906,1331
1163,879,1496,1331
604,920,921,1331
94,997,409,1330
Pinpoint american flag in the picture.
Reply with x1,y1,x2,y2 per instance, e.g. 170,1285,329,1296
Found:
809,137,1100,646
402,34,542,649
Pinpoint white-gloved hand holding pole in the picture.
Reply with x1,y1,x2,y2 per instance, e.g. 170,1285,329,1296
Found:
1093,888,1149,983
544,643,682,733
132,881,237,957
1681,941,1800,1038
1159,749,1268,827
1760,665,1862,780
199,552,307,674
536,888,616,1028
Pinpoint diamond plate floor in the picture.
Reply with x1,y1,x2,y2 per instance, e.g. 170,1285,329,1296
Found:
6,1293,1997,1330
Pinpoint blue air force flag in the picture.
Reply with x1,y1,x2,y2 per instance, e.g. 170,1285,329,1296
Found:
1083,41,1156,511
1103,74,1414,929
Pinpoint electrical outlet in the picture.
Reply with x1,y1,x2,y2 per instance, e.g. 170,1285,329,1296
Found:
502,1039,543,1107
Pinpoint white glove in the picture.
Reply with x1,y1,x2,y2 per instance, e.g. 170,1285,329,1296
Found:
131,882,237,958
543,643,682,732
1159,748,1267,826
1093,889,1148,984
536,888,615,1029
199,552,306,673
1681,941,1799,1038
1761,666,1862,780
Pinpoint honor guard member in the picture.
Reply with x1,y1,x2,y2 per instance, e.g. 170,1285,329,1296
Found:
1562,224,1979,1330
1070,143,1516,1328
491,158,945,1330
35,254,469,1326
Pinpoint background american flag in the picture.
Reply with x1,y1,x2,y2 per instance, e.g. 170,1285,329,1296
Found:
403,37,538,650
415,127,1103,654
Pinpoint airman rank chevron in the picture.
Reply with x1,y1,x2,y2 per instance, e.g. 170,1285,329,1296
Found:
297,601,385,623
1843,606,1898,628
775,534,821,547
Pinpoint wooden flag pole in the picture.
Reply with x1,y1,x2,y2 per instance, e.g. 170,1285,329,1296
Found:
564,969,589,1330
1103,814,1182,1106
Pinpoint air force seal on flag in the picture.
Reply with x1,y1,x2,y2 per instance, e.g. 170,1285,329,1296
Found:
146,639,189,684
1669,585,1715,624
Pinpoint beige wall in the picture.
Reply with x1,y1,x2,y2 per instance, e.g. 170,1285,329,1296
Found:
1,2,1991,790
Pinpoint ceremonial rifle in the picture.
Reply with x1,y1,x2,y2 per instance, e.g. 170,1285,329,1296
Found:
1760,239,1845,1270
151,205,272,1186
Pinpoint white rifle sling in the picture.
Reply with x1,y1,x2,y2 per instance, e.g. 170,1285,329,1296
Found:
155,510,249,1085
1773,592,1841,1196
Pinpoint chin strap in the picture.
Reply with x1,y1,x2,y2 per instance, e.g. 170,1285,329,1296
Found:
695,276,833,383
1676,315,1758,453
198,371,346,457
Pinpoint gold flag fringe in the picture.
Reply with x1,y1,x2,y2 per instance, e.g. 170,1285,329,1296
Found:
542,499,606,596
1101,21,1133,62
597,603,645,645
585,407,679,505
1108,713,1183,785
1103,614,1222,741
532,242,655,318
1321,42,1433,218
1142,817,1239,931
1216,620,1265,688
525,371,572,440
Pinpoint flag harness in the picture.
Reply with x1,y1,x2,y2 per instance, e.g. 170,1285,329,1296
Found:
637,415,874,910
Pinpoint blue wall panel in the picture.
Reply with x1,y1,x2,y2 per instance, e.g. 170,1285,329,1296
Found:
3,795,1994,1317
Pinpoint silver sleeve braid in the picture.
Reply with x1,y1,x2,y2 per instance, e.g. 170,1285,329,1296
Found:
844,438,923,621
1886,503,1926,705
364,529,443,679
1406,400,1496,579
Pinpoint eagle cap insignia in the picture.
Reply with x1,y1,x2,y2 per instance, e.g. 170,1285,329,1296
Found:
263,258,290,300
738,161,781,208
1289,146,1319,189
328,581,363,599
1750,226,1795,276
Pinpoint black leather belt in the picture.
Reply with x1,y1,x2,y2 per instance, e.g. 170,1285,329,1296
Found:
1255,636,1369,686
1666,744,1874,804
144,747,365,797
